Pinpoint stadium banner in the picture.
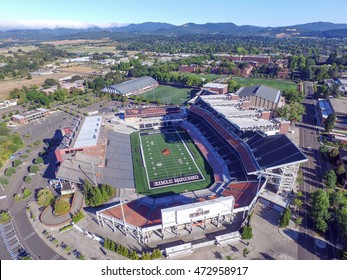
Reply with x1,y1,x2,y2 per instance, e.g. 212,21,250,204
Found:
150,173,204,188
161,197,234,227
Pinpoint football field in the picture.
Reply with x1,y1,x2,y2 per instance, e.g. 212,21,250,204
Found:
139,129,204,189
131,128,213,195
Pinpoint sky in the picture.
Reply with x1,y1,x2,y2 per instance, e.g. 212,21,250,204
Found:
0,0,346,30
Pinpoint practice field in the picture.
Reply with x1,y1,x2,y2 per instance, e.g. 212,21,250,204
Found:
233,77,297,91
141,85,195,105
131,128,213,195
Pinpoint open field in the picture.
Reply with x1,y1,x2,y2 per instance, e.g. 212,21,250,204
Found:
141,85,196,105
131,129,213,195
0,45,38,55
42,39,110,45
233,77,297,91
0,65,100,99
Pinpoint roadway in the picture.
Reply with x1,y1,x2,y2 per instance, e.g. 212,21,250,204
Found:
0,111,72,260
297,85,336,259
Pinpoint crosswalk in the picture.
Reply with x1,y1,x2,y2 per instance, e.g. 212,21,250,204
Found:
51,254,60,260
23,231,36,241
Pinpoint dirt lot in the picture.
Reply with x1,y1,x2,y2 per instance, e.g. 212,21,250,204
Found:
0,65,100,99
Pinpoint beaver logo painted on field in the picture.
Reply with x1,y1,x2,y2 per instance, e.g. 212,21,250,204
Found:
162,148,170,156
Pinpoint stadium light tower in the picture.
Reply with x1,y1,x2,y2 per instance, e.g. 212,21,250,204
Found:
90,163,98,187
120,198,128,237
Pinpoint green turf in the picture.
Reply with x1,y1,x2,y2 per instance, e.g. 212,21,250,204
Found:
140,130,202,182
141,85,194,105
131,129,213,195
233,77,297,91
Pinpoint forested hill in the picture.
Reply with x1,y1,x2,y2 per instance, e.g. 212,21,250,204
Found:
1,21,347,41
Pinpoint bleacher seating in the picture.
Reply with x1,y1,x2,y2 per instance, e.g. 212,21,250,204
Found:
188,113,247,181
190,106,259,174
180,121,230,182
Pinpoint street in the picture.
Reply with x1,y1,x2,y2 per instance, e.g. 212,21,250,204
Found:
297,87,336,259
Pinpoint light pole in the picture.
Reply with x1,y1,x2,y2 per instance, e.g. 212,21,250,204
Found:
120,198,127,237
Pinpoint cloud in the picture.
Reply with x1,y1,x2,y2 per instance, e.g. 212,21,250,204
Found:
0,19,128,31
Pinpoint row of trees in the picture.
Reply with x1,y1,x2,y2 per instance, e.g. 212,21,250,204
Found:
103,238,162,260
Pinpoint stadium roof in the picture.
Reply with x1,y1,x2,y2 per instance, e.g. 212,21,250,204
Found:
103,131,135,189
237,85,281,104
102,76,158,96
239,131,307,170
56,130,135,189
73,116,102,148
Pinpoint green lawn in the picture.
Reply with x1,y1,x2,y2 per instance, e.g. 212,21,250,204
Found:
183,73,221,81
233,77,297,91
131,129,213,195
141,85,196,105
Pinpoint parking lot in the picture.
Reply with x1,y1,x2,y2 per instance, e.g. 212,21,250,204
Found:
0,220,27,259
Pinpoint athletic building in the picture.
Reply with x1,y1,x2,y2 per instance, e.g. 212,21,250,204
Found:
101,76,159,97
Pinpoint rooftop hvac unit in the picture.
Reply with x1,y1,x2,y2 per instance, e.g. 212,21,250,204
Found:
93,135,96,139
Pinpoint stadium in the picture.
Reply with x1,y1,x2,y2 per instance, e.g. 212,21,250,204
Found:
54,79,307,252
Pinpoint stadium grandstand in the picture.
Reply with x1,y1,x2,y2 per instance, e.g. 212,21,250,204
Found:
54,89,306,247
101,76,159,97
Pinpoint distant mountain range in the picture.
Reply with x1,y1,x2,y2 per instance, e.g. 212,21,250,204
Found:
1,21,347,41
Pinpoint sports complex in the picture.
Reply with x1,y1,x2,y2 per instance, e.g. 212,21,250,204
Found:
54,77,307,251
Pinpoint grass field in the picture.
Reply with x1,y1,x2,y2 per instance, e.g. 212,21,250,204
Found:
141,85,196,105
233,77,297,91
131,129,213,195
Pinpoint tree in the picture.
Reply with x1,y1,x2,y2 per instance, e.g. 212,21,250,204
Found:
34,157,44,164
336,164,345,176
12,159,22,168
129,250,140,260
44,78,58,86
325,113,336,132
5,167,16,177
29,165,39,174
311,190,330,233
294,217,303,227
23,176,32,184
293,198,303,208
151,248,162,259
282,89,304,103
279,208,291,228
324,170,337,189
241,225,253,239
141,252,151,260
243,248,250,257
336,206,347,241
277,102,305,123
329,190,344,209
37,188,55,206
227,79,240,93
0,177,9,186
